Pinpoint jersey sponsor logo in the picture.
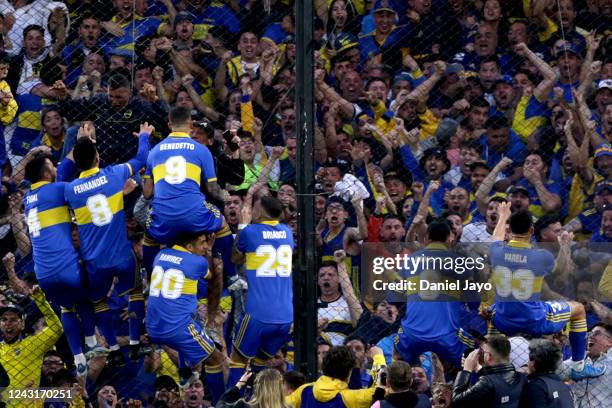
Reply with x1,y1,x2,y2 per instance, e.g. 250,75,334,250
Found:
73,176,108,194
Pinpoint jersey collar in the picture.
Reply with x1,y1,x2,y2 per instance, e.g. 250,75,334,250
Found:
508,239,532,248
172,245,191,253
169,131,191,138
79,167,100,178
260,220,279,226
31,181,50,190
426,242,448,250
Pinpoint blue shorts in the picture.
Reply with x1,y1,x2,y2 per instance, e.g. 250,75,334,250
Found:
38,264,88,308
150,320,216,368
491,301,571,336
86,252,140,302
394,327,474,366
233,314,291,359
147,201,223,246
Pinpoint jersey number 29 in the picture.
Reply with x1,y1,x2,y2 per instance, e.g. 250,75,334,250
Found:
255,244,292,277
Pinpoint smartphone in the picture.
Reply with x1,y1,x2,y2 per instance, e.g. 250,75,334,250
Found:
379,366,388,385
222,130,240,151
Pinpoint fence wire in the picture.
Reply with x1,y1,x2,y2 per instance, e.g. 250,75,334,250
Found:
0,0,609,407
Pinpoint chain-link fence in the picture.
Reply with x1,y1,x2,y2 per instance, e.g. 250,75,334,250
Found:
0,0,609,407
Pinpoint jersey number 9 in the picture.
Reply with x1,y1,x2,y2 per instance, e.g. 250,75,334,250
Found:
150,266,185,299
255,244,292,277
86,194,113,226
165,156,187,184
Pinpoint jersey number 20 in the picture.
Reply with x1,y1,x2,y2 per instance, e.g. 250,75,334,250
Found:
255,244,292,277
150,266,185,299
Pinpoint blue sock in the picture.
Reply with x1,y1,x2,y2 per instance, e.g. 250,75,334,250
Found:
94,301,118,348
569,319,588,362
205,364,225,404
61,308,83,355
142,239,160,279
128,292,145,343
227,361,246,391
76,302,96,338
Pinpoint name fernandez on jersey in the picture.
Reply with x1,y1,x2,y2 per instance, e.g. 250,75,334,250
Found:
72,175,109,194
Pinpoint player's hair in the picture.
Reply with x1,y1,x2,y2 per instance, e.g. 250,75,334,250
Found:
528,339,562,373
534,215,559,241
388,361,412,392
427,218,452,243
169,106,192,127
486,334,511,361
509,210,533,235
73,137,98,170
247,368,286,408
260,195,283,219
174,230,210,248
108,72,130,90
321,346,356,380
25,152,53,183
486,115,509,130
283,370,306,392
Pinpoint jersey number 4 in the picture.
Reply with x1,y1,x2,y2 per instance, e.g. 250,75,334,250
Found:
27,208,42,237
255,244,292,277
150,266,185,299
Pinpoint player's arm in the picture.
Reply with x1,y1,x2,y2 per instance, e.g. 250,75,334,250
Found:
125,123,154,174
491,202,511,241
335,250,363,326
206,255,223,324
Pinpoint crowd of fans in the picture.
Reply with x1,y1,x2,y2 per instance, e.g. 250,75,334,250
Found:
0,0,609,407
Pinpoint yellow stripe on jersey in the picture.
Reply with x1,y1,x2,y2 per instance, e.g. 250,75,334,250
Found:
182,278,198,295
152,162,202,185
546,313,571,322
198,295,233,312
73,190,124,225
38,206,71,228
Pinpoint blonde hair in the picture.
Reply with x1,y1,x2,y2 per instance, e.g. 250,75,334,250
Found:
248,369,287,408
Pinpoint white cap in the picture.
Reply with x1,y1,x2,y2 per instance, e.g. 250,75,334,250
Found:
597,79,612,92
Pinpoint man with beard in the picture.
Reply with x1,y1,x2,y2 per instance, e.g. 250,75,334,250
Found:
590,205,612,243
465,97,490,139
564,181,612,238
461,196,506,243
491,76,516,120
224,190,245,232
480,116,528,180
215,32,261,101
62,13,104,86
455,24,500,73
445,187,472,225
516,151,562,217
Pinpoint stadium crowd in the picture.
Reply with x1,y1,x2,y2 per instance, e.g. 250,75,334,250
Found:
0,0,609,407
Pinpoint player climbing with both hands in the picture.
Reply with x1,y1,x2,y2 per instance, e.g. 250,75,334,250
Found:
488,202,606,380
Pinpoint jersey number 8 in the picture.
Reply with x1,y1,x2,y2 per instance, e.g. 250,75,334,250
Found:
150,266,185,299
255,244,292,277
165,156,187,184
492,266,535,301
86,194,113,226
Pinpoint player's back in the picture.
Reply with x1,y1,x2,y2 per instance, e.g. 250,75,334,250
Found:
401,243,471,339
237,221,294,324
24,181,79,279
145,133,216,216
65,165,132,267
146,246,209,336
489,240,554,321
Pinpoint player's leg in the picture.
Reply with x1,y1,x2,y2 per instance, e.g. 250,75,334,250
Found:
203,349,227,405
256,321,292,374
566,301,606,379
142,233,160,279
228,314,260,390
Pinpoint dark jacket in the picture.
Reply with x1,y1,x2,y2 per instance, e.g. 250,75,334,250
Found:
519,373,574,408
375,390,431,408
452,363,527,408
215,386,251,408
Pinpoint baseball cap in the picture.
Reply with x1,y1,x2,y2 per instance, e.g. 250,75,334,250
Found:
0,303,24,319
596,79,612,93
174,11,194,26
595,180,612,195
555,43,582,58
493,75,513,89
392,72,412,85
434,118,459,144
594,144,612,159
445,63,464,76
373,0,396,14
331,32,358,54
325,195,349,211
506,185,529,196
419,147,451,172
468,160,490,172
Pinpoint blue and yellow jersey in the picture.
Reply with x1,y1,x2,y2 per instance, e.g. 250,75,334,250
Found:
144,131,216,217
489,240,554,321
236,221,294,324
65,164,134,266
399,243,473,339
101,15,162,52
198,1,241,34
517,178,562,218
10,93,55,157
512,94,551,143
23,181,78,280
146,245,209,337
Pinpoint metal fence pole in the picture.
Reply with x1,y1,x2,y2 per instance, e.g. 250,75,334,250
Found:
294,0,317,380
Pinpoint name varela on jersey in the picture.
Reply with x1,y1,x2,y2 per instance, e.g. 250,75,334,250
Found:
73,176,108,194
159,253,183,265
160,142,195,151
504,253,527,263
262,230,287,239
